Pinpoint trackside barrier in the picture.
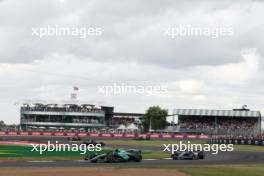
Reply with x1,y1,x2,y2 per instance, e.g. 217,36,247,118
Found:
174,135,185,139
124,134,135,138
54,132,64,136
162,134,172,138
90,133,99,137
0,131,209,139
149,134,160,138
20,132,29,136
42,132,52,136
77,133,88,137
199,135,209,139
31,132,41,136
113,134,123,138
101,133,112,138
66,132,76,136
187,135,197,139
8,132,18,135
138,134,148,138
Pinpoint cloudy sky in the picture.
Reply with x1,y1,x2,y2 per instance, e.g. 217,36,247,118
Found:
0,0,264,124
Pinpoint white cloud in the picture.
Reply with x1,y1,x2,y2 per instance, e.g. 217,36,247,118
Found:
198,48,259,85
178,80,205,94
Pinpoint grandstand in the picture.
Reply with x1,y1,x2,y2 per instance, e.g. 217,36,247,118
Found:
173,108,262,136
20,103,114,131
19,102,143,132
18,99,262,136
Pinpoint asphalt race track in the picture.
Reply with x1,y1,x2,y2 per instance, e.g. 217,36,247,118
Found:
1,151,264,167
1,136,264,167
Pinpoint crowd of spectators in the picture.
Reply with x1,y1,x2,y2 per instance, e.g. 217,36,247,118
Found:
180,118,214,132
21,104,103,113
217,118,257,133
179,116,258,135
21,116,101,124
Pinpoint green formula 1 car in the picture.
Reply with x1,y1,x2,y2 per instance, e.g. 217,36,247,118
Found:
84,149,142,163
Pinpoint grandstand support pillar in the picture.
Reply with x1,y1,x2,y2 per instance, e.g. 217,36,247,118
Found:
214,116,218,135
258,116,261,134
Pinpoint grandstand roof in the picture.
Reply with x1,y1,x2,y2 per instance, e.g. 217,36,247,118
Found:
173,109,261,118
16,100,111,108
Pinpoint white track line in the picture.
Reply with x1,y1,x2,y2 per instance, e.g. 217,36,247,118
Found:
27,158,171,163
28,160,54,163
143,158,172,160
74,160,86,162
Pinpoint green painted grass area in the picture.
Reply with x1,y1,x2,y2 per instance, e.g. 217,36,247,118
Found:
0,144,110,160
177,165,264,176
0,144,167,160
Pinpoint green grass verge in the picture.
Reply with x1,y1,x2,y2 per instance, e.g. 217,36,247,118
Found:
0,144,110,160
0,144,169,160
